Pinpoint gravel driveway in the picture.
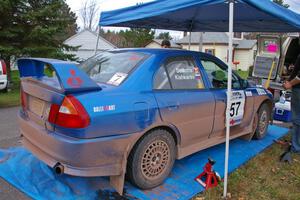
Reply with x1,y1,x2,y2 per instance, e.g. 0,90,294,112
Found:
0,107,30,200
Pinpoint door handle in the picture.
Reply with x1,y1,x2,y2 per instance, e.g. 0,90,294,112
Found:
167,104,179,111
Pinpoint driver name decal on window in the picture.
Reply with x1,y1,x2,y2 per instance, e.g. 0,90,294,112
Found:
174,67,195,80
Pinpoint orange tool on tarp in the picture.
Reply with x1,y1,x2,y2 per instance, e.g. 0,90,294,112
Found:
194,158,221,189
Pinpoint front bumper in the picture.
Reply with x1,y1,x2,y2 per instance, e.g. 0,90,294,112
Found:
19,112,140,177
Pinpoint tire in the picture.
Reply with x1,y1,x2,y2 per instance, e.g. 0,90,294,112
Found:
126,129,176,189
253,103,270,140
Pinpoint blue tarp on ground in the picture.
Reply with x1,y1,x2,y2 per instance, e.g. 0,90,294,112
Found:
99,0,300,32
0,125,288,200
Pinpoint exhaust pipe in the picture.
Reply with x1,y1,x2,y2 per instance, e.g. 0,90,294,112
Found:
53,163,64,175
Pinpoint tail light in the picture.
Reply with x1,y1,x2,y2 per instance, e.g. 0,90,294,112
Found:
1,60,7,75
48,95,90,129
20,87,27,109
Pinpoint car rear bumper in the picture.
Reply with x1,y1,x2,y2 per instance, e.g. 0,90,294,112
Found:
18,112,140,177
0,78,7,90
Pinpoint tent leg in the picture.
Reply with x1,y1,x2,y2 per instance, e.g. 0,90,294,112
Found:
199,32,203,52
94,26,101,55
223,0,234,198
188,31,191,50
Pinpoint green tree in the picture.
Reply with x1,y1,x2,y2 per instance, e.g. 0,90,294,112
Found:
273,0,290,8
0,0,78,82
119,28,155,47
156,32,173,40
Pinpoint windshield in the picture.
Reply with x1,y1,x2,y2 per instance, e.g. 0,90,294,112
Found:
78,51,146,86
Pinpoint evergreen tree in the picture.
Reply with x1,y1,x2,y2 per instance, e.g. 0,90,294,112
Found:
0,0,78,82
156,32,173,41
119,28,155,47
273,0,289,8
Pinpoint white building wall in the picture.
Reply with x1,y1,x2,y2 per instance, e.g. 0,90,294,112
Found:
234,49,253,71
64,30,115,61
181,44,228,63
181,44,255,71
145,42,161,48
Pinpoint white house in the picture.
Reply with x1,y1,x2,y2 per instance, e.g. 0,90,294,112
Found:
64,29,116,61
145,39,181,49
176,32,257,71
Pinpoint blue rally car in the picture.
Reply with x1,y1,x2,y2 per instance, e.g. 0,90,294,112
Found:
18,49,273,194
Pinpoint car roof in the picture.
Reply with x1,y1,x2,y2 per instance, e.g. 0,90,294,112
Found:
108,48,211,57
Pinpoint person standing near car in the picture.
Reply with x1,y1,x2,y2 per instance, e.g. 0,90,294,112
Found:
161,40,171,48
283,53,300,154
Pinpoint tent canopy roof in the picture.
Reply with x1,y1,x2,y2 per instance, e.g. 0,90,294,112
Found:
99,0,300,32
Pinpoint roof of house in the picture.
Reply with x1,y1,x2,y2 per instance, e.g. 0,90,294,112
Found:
235,39,257,49
176,32,256,49
63,29,116,50
146,39,181,48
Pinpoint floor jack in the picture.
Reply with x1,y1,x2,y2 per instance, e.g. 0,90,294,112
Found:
194,158,221,189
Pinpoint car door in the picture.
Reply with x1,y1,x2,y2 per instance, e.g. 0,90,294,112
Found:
153,55,216,148
199,55,255,138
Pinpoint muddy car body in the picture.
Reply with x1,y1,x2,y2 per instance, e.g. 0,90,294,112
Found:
18,49,273,194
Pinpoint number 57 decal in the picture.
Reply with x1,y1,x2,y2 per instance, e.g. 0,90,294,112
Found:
227,91,246,126
230,102,241,117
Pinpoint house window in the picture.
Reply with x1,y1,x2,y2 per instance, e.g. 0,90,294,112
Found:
234,32,243,39
205,49,215,55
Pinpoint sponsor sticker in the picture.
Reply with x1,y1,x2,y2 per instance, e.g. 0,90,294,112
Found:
93,105,116,113
245,91,252,97
67,69,83,88
227,90,246,126
107,73,128,86
256,88,267,95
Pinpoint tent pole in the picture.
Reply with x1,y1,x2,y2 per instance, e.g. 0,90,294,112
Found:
198,32,203,52
188,31,192,50
94,26,101,55
223,0,234,198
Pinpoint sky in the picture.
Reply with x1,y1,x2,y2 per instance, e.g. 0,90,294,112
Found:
65,0,300,39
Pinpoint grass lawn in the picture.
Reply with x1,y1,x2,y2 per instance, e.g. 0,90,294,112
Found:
0,70,20,108
194,133,300,200
0,68,53,108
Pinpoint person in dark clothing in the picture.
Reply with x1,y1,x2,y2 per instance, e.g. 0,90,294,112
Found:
283,54,300,153
161,40,171,48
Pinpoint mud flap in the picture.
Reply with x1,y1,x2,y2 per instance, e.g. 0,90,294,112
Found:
240,114,257,141
110,146,129,195
110,173,125,195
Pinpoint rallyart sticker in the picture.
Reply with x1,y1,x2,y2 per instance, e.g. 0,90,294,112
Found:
107,73,128,86
256,88,267,95
93,105,116,113
245,91,252,97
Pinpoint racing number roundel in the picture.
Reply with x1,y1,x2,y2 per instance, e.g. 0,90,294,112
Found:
227,90,246,126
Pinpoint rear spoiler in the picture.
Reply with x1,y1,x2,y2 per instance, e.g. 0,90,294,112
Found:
17,58,101,94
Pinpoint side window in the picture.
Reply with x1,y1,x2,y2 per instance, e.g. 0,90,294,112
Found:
165,57,204,89
154,66,171,89
201,59,241,89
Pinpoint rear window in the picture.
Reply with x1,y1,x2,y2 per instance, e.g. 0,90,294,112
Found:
79,51,146,86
